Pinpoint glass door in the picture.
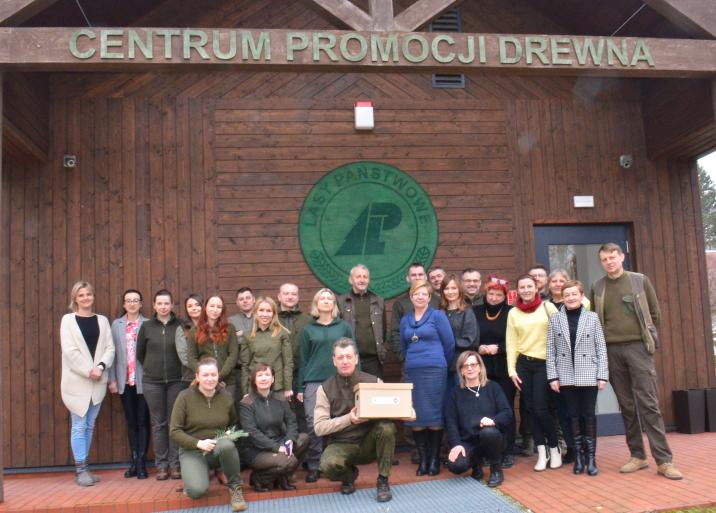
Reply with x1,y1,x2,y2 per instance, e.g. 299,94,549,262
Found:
534,224,630,436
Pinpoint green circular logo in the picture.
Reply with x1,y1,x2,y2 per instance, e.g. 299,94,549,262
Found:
299,161,438,298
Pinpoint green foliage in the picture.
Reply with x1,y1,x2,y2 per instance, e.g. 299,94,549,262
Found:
699,165,716,250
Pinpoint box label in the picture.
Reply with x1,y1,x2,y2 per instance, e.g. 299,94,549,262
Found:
371,396,400,405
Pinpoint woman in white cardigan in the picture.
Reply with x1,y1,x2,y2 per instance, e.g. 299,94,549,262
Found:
60,281,115,487
546,280,608,477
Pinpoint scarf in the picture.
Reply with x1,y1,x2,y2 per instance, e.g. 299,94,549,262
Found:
516,294,542,313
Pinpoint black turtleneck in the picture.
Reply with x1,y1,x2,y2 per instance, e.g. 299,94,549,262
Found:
566,305,582,358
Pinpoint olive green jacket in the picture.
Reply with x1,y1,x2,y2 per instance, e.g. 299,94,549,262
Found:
186,324,239,386
239,326,293,396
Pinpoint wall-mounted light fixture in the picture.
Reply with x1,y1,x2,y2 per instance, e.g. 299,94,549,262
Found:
354,101,374,130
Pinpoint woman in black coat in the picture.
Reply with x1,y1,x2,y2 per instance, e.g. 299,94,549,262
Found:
445,350,513,488
473,276,515,467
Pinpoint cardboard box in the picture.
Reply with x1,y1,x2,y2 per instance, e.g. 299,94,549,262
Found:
354,382,414,419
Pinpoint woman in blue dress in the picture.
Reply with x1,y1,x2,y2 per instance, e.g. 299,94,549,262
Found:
400,279,456,477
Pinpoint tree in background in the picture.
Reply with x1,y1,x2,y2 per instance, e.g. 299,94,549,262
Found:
699,165,716,251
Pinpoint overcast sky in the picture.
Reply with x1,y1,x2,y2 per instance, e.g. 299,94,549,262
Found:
700,150,716,182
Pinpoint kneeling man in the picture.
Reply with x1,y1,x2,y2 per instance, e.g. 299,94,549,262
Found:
314,337,396,502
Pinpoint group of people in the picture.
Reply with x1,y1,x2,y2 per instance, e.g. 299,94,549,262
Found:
58,242,682,511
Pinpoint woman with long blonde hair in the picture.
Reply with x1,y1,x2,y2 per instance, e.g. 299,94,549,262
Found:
295,288,353,483
445,351,512,487
239,297,293,398
60,281,115,486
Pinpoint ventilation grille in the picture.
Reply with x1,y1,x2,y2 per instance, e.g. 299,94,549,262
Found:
432,74,466,88
428,9,462,33
429,9,464,89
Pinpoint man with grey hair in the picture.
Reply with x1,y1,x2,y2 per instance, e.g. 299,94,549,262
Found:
337,264,387,378
314,338,396,502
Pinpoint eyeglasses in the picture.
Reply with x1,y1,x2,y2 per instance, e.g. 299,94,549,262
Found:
124,299,142,304
461,362,479,369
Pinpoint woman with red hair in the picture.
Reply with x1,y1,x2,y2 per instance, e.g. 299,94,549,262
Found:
187,295,240,399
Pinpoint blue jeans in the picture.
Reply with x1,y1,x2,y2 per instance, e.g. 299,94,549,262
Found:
70,401,102,463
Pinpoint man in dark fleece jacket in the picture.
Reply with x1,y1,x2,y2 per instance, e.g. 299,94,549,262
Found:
314,338,396,503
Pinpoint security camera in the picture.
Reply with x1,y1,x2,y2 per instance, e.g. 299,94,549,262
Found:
63,155,78,168
619,154,633,169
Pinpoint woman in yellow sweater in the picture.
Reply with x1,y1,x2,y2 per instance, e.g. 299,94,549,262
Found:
506,274,559,472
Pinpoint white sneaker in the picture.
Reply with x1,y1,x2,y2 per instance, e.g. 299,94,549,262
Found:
549,445,562,469
534,445,548,471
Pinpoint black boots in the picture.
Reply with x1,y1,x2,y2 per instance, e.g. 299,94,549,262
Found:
487,463,503,487
570,418,585,475
584,416,598,476
137,452,148,479
124,451,138,478
125,451,148,479
427,429,442,476
414,429,443,476
414,430,429,476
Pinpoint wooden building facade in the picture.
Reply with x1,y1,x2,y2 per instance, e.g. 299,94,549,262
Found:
1,0,716,477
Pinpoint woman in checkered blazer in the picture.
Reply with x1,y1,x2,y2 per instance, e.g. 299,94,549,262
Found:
546,280,608,477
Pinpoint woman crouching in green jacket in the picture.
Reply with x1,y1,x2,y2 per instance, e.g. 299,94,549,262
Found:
170,357,246,512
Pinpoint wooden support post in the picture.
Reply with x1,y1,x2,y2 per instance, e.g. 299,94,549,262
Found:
0,71,4,504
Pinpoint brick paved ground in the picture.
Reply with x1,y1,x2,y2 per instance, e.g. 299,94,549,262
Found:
0,432,714,513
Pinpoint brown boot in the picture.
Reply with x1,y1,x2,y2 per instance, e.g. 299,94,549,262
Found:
156,467,169,480
229,484,248,512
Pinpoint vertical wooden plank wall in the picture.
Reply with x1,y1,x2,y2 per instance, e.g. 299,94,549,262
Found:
507,99,716,420
2,69,715,467
0,71,5,502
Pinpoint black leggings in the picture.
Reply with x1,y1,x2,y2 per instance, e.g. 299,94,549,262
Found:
517,355,557,447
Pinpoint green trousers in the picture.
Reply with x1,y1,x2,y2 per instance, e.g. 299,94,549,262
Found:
319,421,396,482
179,438,242,499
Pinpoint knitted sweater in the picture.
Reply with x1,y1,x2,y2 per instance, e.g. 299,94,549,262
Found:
297,318,353,393
169,386,237,450
505,302,557,377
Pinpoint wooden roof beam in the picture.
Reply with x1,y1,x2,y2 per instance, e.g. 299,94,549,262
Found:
0,0,60,26
392,0,462,31
308,0,462,31
643,0,716,38
308,0,372,31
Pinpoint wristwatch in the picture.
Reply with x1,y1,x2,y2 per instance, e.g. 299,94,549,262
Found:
97,362,106,370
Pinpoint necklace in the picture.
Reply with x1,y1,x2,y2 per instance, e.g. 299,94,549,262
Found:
485,307,503,321
466,385,481,397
